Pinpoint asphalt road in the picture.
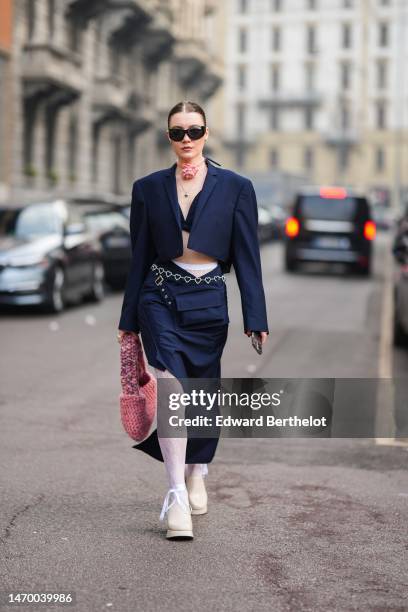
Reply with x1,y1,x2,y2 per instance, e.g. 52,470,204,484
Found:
0,232,407,612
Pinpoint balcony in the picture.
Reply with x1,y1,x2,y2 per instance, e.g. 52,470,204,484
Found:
92,84,154,133
258,90,322,109
65,0,109,23
107,1,154,48
92,75,129,114
322,128,360,146
21,43,83,105
141,12,175,65
172,38,209,85
196,56,224,99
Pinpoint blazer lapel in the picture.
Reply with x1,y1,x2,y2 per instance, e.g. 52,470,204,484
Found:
163,163,181,228
163,159,218,231
191,162,218,231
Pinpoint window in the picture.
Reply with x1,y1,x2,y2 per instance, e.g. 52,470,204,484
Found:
341,105,350,130
270,148,279,168
343,0,353,7
304,146,314,171
112,135,122,194
237,64,246,90
45,105,57,179
271,27,281,52
341,62,351,89
375,147,385,172
308,0,317,9
307,25,316,54
68,113,78,181
238,27,247,53
27,0,35,40
270,64,280,91
272,0,282,11
236,102,246,133
305,108,314,130
378,22,389,47
91,124,100,183
342,23,352,49
0,205,63,238
238,0,248,12
305,62,315,90
23,99,35,173
269,108,280,130
47,0,55,40
377,60,387,89
66,15,82,52
376,101,386,129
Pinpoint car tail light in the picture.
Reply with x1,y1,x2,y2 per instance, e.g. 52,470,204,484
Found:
319,186,347,199
285,216,300,237
363,220,376,240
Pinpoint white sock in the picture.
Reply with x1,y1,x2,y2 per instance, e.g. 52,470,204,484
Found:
154,367,188,489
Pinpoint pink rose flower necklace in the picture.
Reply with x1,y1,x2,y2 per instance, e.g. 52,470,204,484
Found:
177,157,207,198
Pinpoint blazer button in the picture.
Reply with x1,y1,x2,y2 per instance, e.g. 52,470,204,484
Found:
167,301,171,305
164,294,168,297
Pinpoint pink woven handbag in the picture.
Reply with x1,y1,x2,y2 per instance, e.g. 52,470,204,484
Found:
119,333,157,442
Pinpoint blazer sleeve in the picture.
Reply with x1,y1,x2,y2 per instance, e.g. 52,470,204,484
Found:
231,178,269,334
118,180,157,333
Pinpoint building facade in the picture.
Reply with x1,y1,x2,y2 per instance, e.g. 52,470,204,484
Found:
0,0,13,202
225,0,408,208
2,0,224,203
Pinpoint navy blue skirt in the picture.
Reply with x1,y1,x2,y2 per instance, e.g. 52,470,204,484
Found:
135,259,229,464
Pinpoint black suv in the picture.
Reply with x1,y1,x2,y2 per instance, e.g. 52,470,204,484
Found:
284,187,376,275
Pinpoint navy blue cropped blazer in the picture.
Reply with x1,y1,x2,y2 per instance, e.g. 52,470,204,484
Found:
118,159,269,335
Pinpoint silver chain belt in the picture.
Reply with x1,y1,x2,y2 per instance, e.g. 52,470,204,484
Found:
151,263,226,285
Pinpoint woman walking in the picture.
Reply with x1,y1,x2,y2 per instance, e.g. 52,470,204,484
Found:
117,100,269,540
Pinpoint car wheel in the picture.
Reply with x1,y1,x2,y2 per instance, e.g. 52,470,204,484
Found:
393,304,408,347
84,260,105,303
285,254,298,272
43,266,66,313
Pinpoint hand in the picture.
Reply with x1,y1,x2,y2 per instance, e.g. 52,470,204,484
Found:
245,331,268,345
117,329,138,343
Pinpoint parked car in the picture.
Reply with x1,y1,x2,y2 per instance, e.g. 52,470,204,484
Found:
268,204,287,240
371,203,396,231
392,221,408,346
0,199,104,313
76,203,132,289
258,205,275,243
284,186,376,275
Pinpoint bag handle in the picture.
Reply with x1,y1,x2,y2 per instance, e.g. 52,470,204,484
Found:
135,335,151,386
120,334,140,395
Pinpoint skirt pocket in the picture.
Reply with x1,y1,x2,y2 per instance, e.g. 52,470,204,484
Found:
173,286,228,329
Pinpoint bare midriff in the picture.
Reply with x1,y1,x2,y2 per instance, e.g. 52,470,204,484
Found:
173,166,218,277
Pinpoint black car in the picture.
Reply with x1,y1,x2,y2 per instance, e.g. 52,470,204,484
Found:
78,204,132,289
0,200,104,313
392,218,408,346
284,187,376,275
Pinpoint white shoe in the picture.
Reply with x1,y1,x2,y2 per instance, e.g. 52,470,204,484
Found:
159,484,193,540
186,465,208,515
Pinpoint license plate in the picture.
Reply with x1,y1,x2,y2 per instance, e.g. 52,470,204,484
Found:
314,236,350,249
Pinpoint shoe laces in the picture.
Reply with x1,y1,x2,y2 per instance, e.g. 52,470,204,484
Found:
160,485,191,521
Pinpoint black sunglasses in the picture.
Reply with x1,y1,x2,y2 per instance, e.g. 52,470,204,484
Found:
168,125,206,142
